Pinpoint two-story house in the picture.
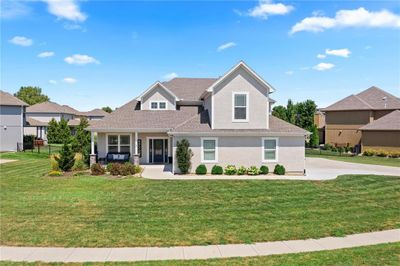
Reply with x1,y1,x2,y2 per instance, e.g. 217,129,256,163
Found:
88,62,309,174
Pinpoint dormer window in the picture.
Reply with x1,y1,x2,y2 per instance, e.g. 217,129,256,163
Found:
150,101,167,110
232,92,248,122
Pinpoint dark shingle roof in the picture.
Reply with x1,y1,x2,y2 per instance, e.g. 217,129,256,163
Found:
322,86,400,111
79,108,109,117
360,110,400,131
26,101,77,114
0,91,28,106
162,78,217,101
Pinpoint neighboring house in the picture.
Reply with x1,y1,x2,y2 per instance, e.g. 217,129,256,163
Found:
78,108,110,120
321,86,400,150
360,110,400,152
0,91,28,151
88,62,309,174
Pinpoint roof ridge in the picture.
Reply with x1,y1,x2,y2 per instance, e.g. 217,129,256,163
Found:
353,94,374,108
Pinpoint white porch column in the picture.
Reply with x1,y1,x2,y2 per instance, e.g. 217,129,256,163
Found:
133,131,139,165
89,131,96,166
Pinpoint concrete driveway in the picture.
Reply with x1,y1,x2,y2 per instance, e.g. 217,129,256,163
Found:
142,158,399,181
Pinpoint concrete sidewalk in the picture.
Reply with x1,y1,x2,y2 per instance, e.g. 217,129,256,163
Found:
1,229,399,263
142,158,400,181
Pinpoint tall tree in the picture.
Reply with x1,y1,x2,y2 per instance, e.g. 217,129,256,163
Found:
295,100,317,131
272,105,287,121
102,106,113,113
47,118,60,144
14,86,49,105
58,118,71,144
71,117,91,163
286,99,297,124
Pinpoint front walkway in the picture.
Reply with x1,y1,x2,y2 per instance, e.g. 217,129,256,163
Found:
1,229,399,262
142,158,400,180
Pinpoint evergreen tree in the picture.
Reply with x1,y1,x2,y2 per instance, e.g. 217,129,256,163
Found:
72,117,91,163
286,99,297,124
56,142,75,171
58,118,71,144
47,118,60,144
310,125,320,148
272,105,287,121
175,139,193,174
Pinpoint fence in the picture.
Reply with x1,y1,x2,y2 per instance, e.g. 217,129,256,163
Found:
21,143,64,155
305,148,356,157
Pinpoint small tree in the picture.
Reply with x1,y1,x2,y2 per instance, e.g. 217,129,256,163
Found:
310,125,319,148
56,142,75,171
47,118,60,144
72,117,91,164
58,118,71,144
175,139,193,174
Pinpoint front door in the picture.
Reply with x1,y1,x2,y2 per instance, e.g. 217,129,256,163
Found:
153,139,164,163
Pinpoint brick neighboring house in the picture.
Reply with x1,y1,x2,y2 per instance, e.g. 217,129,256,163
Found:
321,86,400,151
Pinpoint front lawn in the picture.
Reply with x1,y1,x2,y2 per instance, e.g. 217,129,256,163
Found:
1,152,399,247
306,149,400,167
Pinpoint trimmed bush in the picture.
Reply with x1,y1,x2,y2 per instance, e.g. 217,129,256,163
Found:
237,166,247,175
363,149,375,156
323,143,333,151
120,162,137,176
195,164,207,175
376,150,388,157
110,163,123,176
247,166,260,176
91,163,105,176
48,170,63,177
176,139,193,174
259,165,269,175
389,152,400,158
274,164,286,175
337,147,344,153
106,163,113,172
224,165,237,175
211,165,223,175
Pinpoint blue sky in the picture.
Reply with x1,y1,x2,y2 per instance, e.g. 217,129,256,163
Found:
1,0,400,111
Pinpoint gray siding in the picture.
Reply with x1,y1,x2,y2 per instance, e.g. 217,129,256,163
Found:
173,135,305,174
203,94,212,122
141,85,176,110
212,68,270,129
0,105,23,151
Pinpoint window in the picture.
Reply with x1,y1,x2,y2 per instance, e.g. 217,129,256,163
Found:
233,92,248,121
201,138,218,162
263,138,278,162
150,101,167,110
107,134,131,153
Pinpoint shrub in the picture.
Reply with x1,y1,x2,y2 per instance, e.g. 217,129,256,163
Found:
389,152,400,158
363,149,375,156
109,163,123,176
175,139,193,174
331,147,338,152
134,165,142,174
56,142,75,171
323,143,333,151
106,163,113,172
211,165,223,175
50,154,60,171
376,150,388,157
337,147,344,154
120,162,137,176
195,164,207,175
274,164,286,175
259,165,269,175
48,170,63,177
224,165,237,175
237,166,247,175
309,125,319,148
247,166,260,176
91,163,105,176
72,153,86,171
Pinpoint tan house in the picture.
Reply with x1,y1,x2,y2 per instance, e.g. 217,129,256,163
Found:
88,62,309,174
321,86,400,150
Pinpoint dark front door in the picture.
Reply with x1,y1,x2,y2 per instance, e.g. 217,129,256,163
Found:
153,139,164,163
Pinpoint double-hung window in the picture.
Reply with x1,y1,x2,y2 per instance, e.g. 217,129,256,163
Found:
150,101,167,110
201,138,218,163
107,134,131,153
262,137,278,162
233,92,248,121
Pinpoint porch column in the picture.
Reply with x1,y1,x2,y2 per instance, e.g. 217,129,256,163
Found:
133,131,139,166
90,131,96,166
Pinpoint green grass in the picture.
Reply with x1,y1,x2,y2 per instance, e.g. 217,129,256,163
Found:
1,243,399,265
1,152,399,247
306,149,400,167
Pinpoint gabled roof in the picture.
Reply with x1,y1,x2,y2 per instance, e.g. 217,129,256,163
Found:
79,108,109,117
360,110,400,131
201,61,276,99
163,78,217,101
136,81,180,102
322,86,400,111
0,90,28,106
26,101,77,114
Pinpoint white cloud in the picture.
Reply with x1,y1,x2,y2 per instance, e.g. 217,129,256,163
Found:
285,70,294,75
317,54,326,59
248,0,294,19
64,54,100,65
38,51,55,58
290,7,400,34
313,63,335,71
44,0,87,22
0,0,31,19
48,80,57,85
162,72,178,81
217,42,236,52
63,77,77,84
9,36,33,46
325,48,351,58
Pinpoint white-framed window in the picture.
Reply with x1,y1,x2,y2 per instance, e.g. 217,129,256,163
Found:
262,137,278,162
232,92,249,122
150,101,167,110
107,134,131,153
201,137,218,163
